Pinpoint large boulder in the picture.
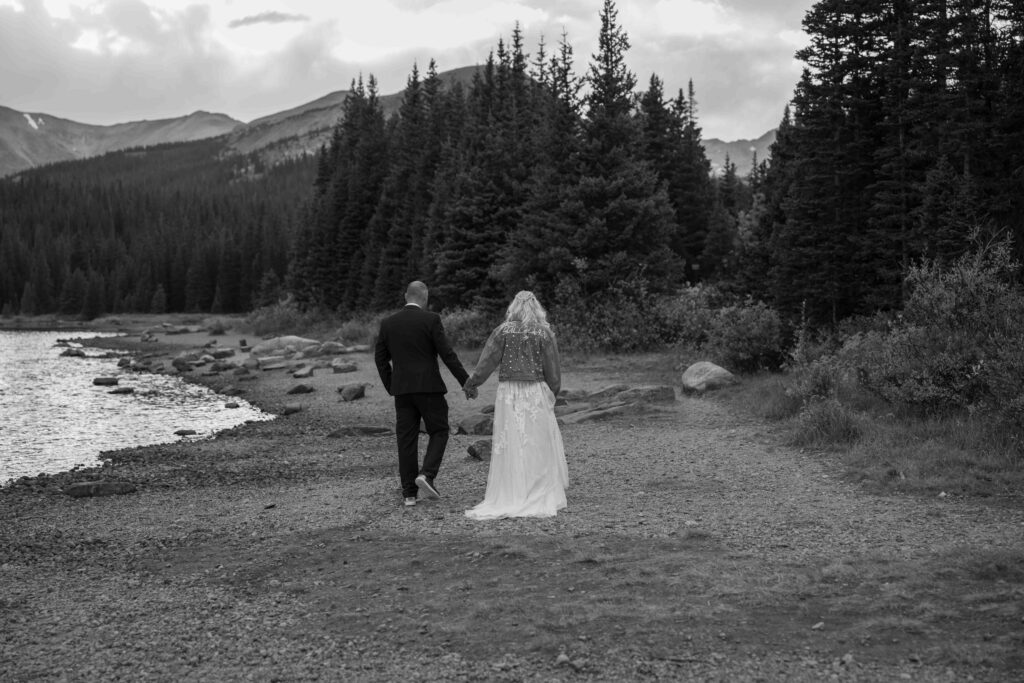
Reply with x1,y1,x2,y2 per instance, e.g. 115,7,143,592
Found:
681,361,738,393
250,336,321,357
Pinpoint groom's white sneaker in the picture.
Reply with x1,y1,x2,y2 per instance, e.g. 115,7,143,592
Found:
404,497,417,507
415,475,440,499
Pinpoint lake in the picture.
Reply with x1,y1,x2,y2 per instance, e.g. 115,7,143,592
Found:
0,330,273,485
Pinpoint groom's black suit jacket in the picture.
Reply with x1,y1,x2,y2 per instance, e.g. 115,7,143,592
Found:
374,304,469,396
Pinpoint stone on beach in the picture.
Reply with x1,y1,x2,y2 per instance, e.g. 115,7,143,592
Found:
287,384,315,395
250,336,321,357
63,481,136,498
681,361,738,393
108,387,135,395
292,366,314,379
327,425,391,437
457,414,493,435
174,429,197,436
467,439,492,461
331,360,358,374
338,383,367,401
92,377,119,386
282,404,302,415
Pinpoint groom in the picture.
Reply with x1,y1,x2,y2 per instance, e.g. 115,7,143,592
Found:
374,281,469,507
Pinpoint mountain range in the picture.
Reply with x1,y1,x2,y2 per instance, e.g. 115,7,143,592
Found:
0,66,774,178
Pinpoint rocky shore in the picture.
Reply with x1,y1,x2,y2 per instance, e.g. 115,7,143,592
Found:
2,318,1022,681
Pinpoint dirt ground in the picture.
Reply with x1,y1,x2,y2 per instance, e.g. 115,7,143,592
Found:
1,318,1022,681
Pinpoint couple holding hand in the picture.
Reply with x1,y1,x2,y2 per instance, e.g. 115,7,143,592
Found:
374,281,568,519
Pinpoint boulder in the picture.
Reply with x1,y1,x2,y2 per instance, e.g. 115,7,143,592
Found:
292,366,315,379
287,384,315,395
92,377,119,386
319,341,348,355
681,361,737,393
63,481,136,498
338,383,367,401
467,439,492,461
327,425,392,437
607,385,676,404
331,360,358,374
586,384,630,402
457,414,493,435
250,336,321,356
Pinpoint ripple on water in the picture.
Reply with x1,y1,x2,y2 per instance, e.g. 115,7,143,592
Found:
0,330,274,484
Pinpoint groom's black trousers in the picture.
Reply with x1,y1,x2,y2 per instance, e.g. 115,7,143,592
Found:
394,392,450,498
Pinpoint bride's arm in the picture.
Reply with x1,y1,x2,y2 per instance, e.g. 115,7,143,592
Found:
464,325,504,391
541,327,561,396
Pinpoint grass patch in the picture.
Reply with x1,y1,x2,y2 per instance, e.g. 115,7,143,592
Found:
718,368,1024,500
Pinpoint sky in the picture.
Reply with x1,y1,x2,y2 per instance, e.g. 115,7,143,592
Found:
0,0,817,141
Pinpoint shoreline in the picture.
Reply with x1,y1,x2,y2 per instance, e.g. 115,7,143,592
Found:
2,319,1022,680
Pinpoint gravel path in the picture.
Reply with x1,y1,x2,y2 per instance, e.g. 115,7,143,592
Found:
2,338,1022,681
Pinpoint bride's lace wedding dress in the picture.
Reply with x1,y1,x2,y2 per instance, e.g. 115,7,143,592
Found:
463,321,569,519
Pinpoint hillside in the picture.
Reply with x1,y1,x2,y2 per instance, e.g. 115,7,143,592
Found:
0,107,242,177
2,65,771,178
703,128,777,175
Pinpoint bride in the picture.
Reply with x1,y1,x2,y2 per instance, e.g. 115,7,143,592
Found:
462,291,568,519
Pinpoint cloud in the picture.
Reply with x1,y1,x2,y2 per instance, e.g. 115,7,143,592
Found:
228,11,309,29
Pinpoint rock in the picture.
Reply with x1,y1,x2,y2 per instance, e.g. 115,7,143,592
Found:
331,361,358,374
174,429,197,436
292,366,314,379
559,403,634,424
559,388,588,401
346,344,371,353
239,338,247,348
117,357,132,368
260,363,288,371
242,357,260,370
457,414,493,435
92,377,119,386
225,402,240,409
339,383,367,401
282,404,302,415
467,439,492,461
681,361,738,393
287,384,315,395
327,425,392,437
586,384,630,401
250,336,321,357
108,387,135,395
63,481,136,498
211,349,235,359
60,348,86,357
607,385,676,404
232,366,251,376
319,341,348,355
481,404,495,414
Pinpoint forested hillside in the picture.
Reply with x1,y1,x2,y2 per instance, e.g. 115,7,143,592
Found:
1,0,1021,333
0,139,315,317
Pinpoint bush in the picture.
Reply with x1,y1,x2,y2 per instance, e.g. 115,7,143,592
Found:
335,315,381,345
654,284,726,347
441,308,500,349
791,398,862,447
702,297,785,372
851,240,1024,429
242,301,324,338
551,274,670,353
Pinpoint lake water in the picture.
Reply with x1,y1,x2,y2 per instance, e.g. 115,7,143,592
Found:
0,330,273,485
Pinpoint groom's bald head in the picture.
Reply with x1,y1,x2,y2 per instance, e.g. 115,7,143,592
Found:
405,281,429,306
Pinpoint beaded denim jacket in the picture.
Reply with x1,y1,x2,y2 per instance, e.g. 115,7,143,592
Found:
464,321,561,395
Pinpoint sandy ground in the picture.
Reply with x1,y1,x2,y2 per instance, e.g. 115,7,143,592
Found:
1,316,1022,682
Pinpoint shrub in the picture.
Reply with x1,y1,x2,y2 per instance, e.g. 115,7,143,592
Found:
335,315,380,345
850,239,1024,429
242,301,323,338
702,297,785,372
551,274,669,353
786,355,844,405
791,398,862,447
654,284,726,347
441,308,500,349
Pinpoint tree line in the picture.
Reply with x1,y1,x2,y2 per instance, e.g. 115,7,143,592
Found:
2,0,1021,331
0,139,315,318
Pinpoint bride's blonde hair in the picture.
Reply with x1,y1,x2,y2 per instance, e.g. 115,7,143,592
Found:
505,290,548,325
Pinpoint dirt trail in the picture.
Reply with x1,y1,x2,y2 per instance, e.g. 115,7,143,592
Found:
1,334,1022,681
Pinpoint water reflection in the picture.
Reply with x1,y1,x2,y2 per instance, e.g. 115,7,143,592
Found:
0,330,273,484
